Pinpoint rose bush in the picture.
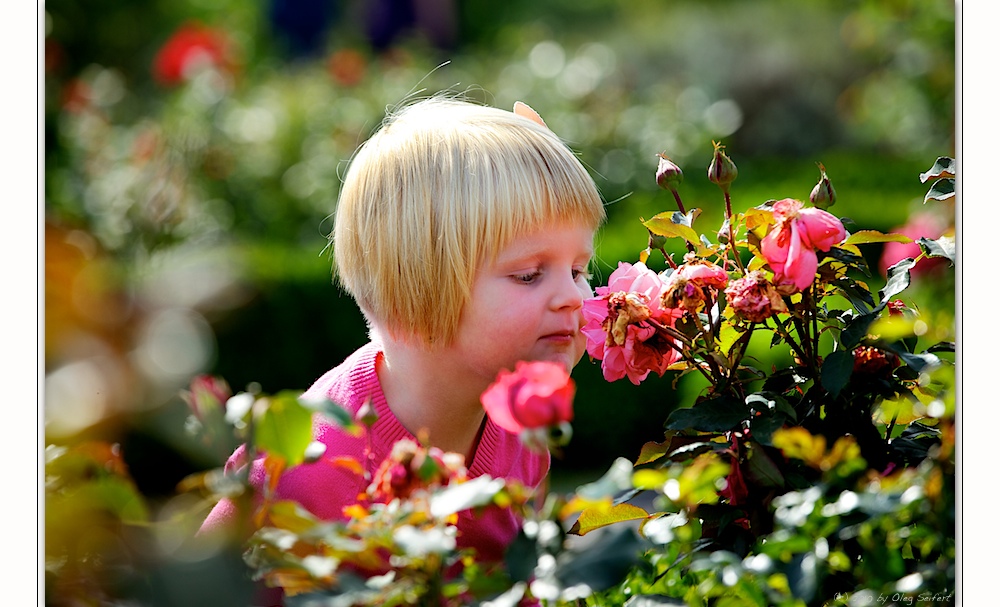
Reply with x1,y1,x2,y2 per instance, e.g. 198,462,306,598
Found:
168,148,954,607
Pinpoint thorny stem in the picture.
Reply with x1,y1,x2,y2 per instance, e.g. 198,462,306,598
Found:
724,191,745,274
648,319,717,385
670,188,696,254
767,315,810,372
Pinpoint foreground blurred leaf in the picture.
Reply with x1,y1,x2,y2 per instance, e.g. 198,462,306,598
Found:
255,391,316,466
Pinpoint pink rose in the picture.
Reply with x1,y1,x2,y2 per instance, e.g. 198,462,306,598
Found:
581,261,682,385
760,198,846,292
480,361,575,435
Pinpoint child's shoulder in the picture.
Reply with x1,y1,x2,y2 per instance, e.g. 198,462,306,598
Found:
302,342,383,414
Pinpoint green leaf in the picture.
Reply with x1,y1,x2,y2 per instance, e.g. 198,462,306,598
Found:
877,258,917,310
918,235,955,264
844,230,913,245
833,278,875,313
919,156,955,182
430,476,506,517
665,395,748,432
643,212,701,246
820,350,854,397
574,457,636,501
745,442,785,488
924,177,955,202
841,312,877,350
300,396,361,435
255,391,316,466
624,595,687,606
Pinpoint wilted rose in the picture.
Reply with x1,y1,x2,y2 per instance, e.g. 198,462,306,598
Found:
368,439,467,502
661,257,730,313
724,270,788,323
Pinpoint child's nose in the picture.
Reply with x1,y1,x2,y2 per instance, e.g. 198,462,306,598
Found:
551,273,586,311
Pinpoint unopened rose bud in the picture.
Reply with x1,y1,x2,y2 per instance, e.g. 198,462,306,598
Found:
809,163,836,210
707,141,738,193
656,153,684,191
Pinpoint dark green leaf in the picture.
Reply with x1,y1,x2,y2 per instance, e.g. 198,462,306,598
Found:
665,395,749,432
746,442,785,487
917,235,955,264
919,156,955,182
841,312,877,350
924,178,955,202
833,278,875,313
927,341,956,353
504,530,539,583
820,350,854,397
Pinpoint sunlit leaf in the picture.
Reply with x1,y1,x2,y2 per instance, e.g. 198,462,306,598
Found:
877,258,917,310
643,212,701,246
917,235,955,264
919,156,955,182
430,476,506,517
924,178,955,202
255,391,316,466
570,502,650,536
845,230,913,245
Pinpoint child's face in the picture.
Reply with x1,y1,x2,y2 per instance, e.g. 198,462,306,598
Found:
447,219,596,383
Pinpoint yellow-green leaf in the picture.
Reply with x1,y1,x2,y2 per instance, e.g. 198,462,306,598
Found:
570,502,649,536
642,213,701,246
845,230,913,245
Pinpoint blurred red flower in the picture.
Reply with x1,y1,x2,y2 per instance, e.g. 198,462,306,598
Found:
152,22,234,86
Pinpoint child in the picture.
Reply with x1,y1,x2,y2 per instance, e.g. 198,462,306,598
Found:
201,95,606,567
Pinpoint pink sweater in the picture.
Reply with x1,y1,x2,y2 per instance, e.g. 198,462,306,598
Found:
201,342,549,563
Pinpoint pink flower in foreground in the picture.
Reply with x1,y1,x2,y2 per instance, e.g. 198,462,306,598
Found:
760,198,846,293
581,261,683,385
481,361,575,435
724,270,788,323
662,257,730,313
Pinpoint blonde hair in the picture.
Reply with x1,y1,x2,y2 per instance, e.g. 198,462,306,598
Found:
333,96,606,345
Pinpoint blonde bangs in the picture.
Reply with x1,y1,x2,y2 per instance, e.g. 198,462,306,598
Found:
333,98,605,345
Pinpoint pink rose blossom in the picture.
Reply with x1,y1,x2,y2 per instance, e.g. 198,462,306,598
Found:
760,198,846,292
581,261,682,385
480,360,575,435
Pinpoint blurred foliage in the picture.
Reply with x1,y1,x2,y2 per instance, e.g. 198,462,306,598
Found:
43,1,954,604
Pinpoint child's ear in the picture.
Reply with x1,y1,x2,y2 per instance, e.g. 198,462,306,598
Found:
513,101,548,128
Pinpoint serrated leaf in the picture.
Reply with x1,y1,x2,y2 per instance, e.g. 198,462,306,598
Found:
844,230,913,245
924,178,955,202
569,502,650,536
919,156,955,183
917,235,955,264
820,350,854,397
643,213,701,246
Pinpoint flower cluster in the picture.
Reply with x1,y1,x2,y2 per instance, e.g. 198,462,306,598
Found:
368,439,468,503
581,261,682,385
